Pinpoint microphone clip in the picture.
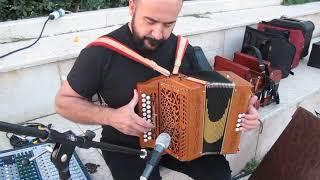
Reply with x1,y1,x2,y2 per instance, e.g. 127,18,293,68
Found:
140,149,148,159
49,8,65,20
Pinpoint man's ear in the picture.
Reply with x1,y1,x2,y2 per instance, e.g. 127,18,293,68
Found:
128,0,136,16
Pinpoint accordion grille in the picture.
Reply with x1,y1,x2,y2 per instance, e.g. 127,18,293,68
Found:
159,83,188,159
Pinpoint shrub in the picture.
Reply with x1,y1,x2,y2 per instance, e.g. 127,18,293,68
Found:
0,0,128,22
282,0,320,5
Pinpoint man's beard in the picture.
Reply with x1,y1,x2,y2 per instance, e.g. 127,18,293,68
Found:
131,17,164,52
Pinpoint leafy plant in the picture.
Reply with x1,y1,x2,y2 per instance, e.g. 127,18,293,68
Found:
0,0,128,22
232,159,261,179
242,159,260,174
282,0,320,5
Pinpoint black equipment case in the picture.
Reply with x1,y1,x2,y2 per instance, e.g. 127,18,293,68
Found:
193,46,212,71
308,41,320,69
241,26,296,78
265,17,315,58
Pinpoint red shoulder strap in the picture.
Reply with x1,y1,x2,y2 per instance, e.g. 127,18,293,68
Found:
86,35,189,76
86,36,170,77
172,35,189,74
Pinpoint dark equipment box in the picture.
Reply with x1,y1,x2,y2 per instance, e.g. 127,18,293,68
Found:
308,41,320,69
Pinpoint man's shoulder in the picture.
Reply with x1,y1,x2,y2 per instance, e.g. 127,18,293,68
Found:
80,25,130,57
80,44,113,57
107,24,129,37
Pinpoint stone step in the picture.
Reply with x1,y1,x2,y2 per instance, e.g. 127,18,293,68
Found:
0,0,282,43
0,2,319,124
226,37,320,176
1,2,319,73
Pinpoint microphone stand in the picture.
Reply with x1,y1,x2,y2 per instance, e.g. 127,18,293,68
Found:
0,121,148,180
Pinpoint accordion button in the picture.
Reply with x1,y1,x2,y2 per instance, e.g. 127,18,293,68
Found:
143,113,147,117
147,110,151,114
147,105,151,109
236,123,241,127
147,115,151,118
142,99,146,102
148,136,152,140
142,108,146,112
146,96,150,100
142,103,146,107
238,113,245,119
147,119,151,122
142,94,146,98
237,119,242,123
146,101,151,105
148,132,152,135
144,139,147,142
235,128,240,132
144,134,147,138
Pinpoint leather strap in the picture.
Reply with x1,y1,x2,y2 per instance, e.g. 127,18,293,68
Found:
172,35,189,74
87,36,171,76
86,35,189,76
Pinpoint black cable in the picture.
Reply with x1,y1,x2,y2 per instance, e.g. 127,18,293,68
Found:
5,122,51,148
0,17,50,59
232,172,252,180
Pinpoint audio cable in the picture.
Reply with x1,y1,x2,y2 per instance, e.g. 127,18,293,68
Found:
0,9,65,59
6,122,52,148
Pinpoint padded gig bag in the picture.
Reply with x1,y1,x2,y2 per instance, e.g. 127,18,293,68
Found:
241,26,296,78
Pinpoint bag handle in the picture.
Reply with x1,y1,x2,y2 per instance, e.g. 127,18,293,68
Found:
242,45,269,104
280,16,301,22
242,45,266,73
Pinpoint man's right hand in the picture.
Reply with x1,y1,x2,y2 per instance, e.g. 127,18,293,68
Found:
106,89,155,137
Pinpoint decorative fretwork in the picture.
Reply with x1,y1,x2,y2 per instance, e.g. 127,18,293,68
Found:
159,85,188,158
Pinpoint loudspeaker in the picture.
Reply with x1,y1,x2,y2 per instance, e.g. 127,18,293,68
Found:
307,41,320,69
249,107,320,180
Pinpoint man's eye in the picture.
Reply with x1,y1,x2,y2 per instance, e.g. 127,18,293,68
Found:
164,23,173,28
146,20,155,25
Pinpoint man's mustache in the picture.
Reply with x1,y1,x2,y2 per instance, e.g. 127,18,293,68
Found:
145,37,164,47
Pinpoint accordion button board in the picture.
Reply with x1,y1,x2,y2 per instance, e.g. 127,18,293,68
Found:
141,93,153,142
0,143,91,180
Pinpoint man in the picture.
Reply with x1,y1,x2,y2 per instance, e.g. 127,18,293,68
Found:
55,0,260,179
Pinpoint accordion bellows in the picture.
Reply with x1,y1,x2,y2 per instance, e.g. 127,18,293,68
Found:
137,71,252,161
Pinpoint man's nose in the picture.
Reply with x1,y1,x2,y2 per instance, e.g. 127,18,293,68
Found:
151,24,164,40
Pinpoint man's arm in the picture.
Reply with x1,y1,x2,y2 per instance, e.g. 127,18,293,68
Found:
55,81,109,125
55,80,154,136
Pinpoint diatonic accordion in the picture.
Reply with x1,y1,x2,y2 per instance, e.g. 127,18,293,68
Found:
137,71,252,161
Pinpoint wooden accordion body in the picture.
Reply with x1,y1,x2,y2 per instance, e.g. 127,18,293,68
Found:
137,71,252,161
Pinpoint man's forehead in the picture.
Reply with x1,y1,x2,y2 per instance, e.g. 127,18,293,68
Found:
135,0,183,19
144,16,177,25
136,0,183,6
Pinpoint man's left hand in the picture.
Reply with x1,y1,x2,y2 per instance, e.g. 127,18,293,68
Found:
240,95,260,132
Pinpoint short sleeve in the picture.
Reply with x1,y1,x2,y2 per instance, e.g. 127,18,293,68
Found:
67,46,111,99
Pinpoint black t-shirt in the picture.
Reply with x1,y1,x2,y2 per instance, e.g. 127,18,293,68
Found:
67,24,201,148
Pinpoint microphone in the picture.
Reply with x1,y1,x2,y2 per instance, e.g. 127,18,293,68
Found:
140,133,171,180
49,8,65,20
